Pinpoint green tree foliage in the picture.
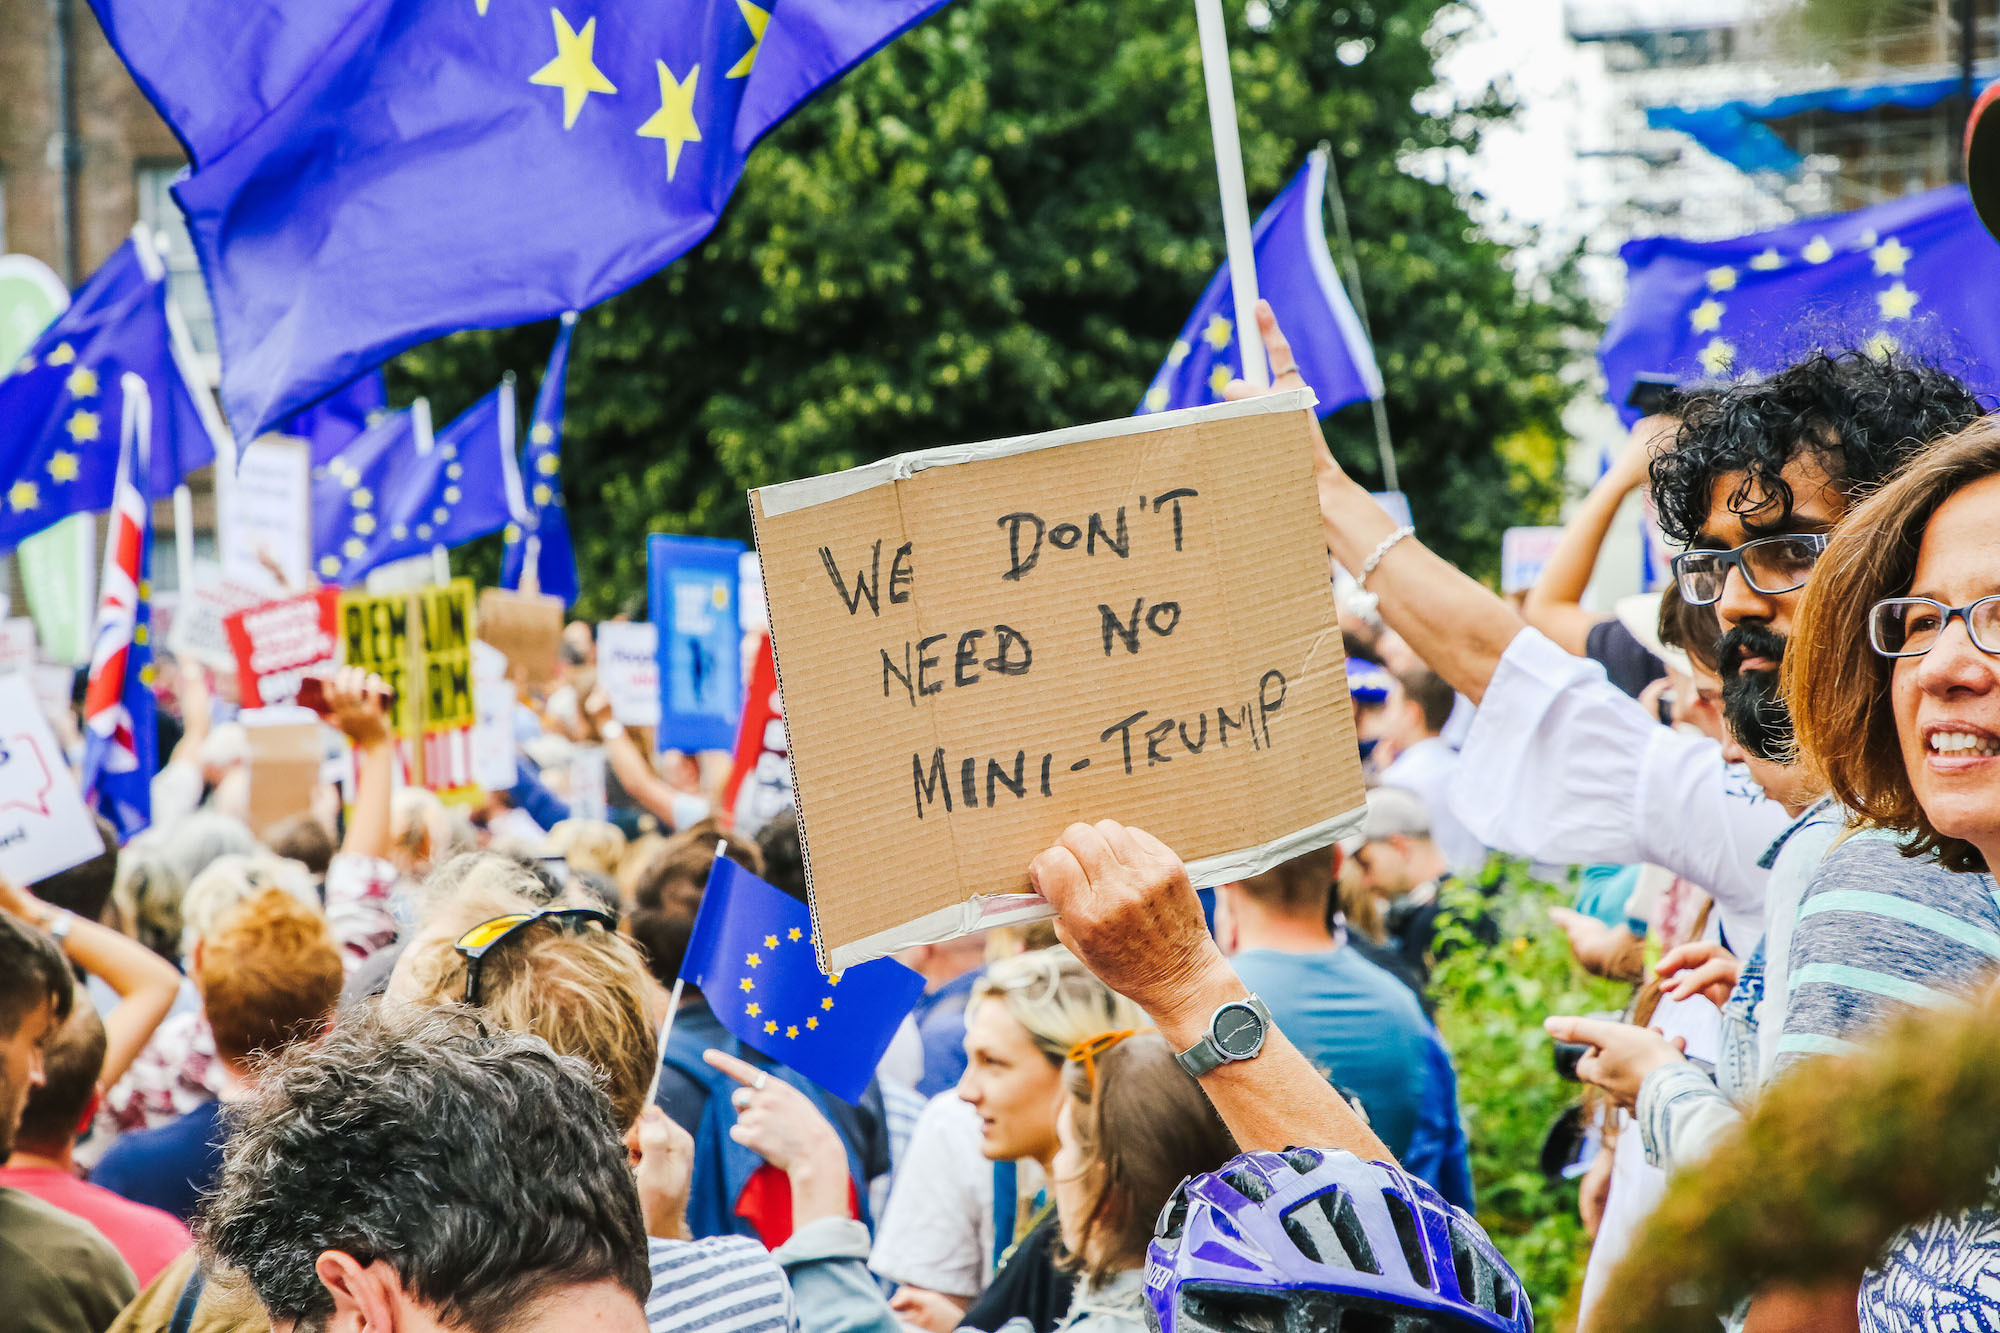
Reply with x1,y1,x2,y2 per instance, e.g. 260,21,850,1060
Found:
398,0,1588,617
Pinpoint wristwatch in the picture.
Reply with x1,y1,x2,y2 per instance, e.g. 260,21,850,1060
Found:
41,908,75,944
1174,994,1271,1078
601,719,627,743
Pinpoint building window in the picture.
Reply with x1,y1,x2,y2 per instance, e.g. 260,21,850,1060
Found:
135,163,217,380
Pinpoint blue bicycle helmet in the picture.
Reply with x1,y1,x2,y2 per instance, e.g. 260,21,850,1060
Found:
1145,1147,1531,1333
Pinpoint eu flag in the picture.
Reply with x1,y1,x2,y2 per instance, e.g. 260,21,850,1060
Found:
501,313,580,604
0,232,220,551
281,370,389,467
90,0,960,439
1600,185,2000,425
79,375,159,843
311,387,518,586
682,856,924,1103
1139,147,1383,418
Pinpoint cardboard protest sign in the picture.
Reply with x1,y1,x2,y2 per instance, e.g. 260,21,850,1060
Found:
1501,526,1564,596
722,631,792,837
647,535,745,752
226,587,342,709
751,390,1366,968
338,578,479,796
219,438,312,593
0,673,103,885
240,712,325,841
476,587,564,688
595,621,660,727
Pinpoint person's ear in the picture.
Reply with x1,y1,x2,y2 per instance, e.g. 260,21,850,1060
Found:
314,1251,405,1331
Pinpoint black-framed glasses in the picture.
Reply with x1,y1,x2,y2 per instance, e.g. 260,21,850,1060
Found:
453,908,616,1005
1672,534,1830,607
1868,596,2000,658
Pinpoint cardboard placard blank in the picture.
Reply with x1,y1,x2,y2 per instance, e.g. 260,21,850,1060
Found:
751,390,1365,968
477,587,565,687
243,719,325,841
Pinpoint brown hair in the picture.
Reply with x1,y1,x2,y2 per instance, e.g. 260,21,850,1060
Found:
1785,417,2000,873
1657,582,1722,676
266,812,337,878
1395,667,1455,735
1059,1033,1237,1285
198,889,342,1067
625,825,763,990
399,861,661,1130
1233,846,1334,917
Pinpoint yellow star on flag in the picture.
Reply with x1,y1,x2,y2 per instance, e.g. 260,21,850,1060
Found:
392,523,410,541
746,1002,760,1017
807,1017,818,1030
355,514,376,535
820,997,833,1011
441,443,458,459
1872,237,1912,276
637,60,703,182
1202,314,1232,352
1143,386,1168,413
1801,236,1833,264
533,482,553,506
134,625,148,646
1689,299,1724,333
787,928,802,942
764,935,779,949
504,523,523,543
828,973,842,986
1705,267,1736,292
785,1025,798,1039
1866,331,1900,358
319,555,341,577
139,663,155,686
1878,282,1918,322
1698,338,1736,375
531,423,555,445
45,342,75,366
8,481,36,511
536,453,560,475
1167,339,1192,367
1208,364,1232,397
352,488,372,508
739,977,754,992
445,486,461,503
476,0,489,11
764,1020,778,1035
726,1,769,78
447,462,464,480
65,409,100,442
65,366,98,398
529,10,617,130
432,506,450,524
746,953,762,968
1748,249,1783,271
16,357,34,374
46,451,78,483
343,537,366,559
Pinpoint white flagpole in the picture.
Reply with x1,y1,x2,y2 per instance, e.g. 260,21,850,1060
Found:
1194,0,1267,390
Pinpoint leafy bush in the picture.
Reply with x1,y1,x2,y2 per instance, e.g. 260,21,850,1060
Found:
1431,859,1628,1331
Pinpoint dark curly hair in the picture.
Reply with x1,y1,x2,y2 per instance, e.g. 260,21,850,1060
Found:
1651,350,1982,546
200,1004,650,1330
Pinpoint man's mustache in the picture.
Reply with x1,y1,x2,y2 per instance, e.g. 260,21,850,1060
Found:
1719,625,1788,677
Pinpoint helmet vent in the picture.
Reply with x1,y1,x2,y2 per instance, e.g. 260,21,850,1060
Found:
1281,1189,1379,1274
1222,1168,1273,1203
1449,1219,1507,1316
1380,1190,1432,1290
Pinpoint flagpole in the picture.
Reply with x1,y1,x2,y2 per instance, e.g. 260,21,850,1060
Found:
640,835,724,1112
1318,143,1398,493
1193,0,1267,390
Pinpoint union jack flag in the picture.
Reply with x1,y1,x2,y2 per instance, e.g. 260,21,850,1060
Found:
80,373,158,842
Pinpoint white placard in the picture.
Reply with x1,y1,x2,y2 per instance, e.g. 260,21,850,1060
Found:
569,744,608,822
169,561,267,673
595,621,660,727
738,551,766,632
219,438,312,593
0,618,37,676
470,641,518,792
1501,526,1565,596
0,673,102,885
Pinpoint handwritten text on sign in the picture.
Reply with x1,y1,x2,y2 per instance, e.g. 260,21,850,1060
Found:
752,392,1364,968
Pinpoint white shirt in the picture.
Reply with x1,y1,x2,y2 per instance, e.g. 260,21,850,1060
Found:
868,1093,994,1299
1448,628,1786,951
1380,736,1487,876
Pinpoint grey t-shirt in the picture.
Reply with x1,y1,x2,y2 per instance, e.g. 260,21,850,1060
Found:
0,1186,137,1333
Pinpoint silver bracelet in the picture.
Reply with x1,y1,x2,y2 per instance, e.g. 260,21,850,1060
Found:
1348,525,1414,618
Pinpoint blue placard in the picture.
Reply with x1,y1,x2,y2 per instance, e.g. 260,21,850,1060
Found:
647,535,747,753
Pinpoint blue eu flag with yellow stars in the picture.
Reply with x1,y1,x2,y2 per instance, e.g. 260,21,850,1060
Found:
0,234,219,551
682,855,924,1104
501,313,580,604
311,387,519,586
1601,185,2000,425
1138,147,1383,418
89,0,960,440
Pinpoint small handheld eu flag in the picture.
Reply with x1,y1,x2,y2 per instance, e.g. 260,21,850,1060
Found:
680,855,924,1104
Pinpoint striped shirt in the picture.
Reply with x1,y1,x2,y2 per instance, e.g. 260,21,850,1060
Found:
1775,827,2000,1075
647,1235,797,1333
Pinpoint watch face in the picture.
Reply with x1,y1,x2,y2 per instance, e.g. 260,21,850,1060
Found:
1213,1003,1264,1059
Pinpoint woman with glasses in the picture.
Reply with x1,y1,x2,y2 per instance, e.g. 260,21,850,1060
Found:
1776,419,2000,1329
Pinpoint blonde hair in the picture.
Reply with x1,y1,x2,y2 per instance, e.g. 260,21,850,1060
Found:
181,854,320,963
545,820,628,879
399,855,660,1130
971,947,1143,1063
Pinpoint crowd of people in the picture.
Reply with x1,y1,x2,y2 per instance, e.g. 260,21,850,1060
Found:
11,283,2000,1333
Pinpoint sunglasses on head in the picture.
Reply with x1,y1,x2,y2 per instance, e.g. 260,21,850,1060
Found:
453,907,617,1006
1067,1029,1139,1090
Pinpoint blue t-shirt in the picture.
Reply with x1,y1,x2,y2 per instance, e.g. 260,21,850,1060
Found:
911,969,980,1099
1230,946,1436,1158
90,1098,228,1225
